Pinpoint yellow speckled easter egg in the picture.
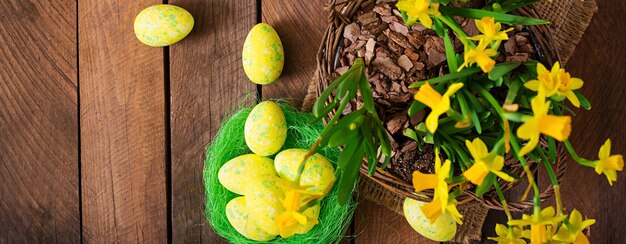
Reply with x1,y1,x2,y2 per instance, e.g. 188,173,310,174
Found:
296,204,321,234
244,101,287,156
403,198,457,242
242,23,284,85
225,196,277,241
274,149,335,195
218,154,276,195
246,175,287,235
134,4,194,47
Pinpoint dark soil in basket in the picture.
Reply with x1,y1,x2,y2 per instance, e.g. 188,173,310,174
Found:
334,1,536,183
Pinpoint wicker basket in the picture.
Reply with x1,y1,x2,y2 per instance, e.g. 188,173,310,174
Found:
314,0,567,212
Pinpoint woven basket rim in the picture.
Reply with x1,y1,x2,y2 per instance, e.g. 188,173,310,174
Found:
314,0,565,211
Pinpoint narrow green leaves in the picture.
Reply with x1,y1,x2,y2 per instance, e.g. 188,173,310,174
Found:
440,6,549,25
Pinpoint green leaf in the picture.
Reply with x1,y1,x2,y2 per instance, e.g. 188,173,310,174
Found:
313,79,342,117
358,74,376,113
505,79,522,104
337,140,362,169
337,143,364,205
491,0,538,13
408,101,426,116
336,71,358,99
548,137,556,164
318,110,366,148
359,120,378,176
309,100,338,124
403,128,419,141
488,62,521,81
328,127,360,147
432,18,446,37
409,67,480,88
574,90,591,110
375,124,392,157
440,6,549,25
475,173,496,197
443,27,459,73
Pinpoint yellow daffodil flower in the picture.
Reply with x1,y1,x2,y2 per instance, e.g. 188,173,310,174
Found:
525,62,560,97
488,224,530,244
553,209,595,244
458,41,498,73
508,206,566,244
525,62,584,107
517,89,572,156
555,69,584,107
412,149,463,224
275,189,319,238
396,0,440,28
469,17,513,44
463,138,515,185
592,139,624,185
413,82,464,133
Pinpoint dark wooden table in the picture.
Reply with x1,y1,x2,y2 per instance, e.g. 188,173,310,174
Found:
1,1,624,243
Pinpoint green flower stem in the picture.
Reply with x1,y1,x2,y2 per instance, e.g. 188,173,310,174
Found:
563,140,596,167
434,15,475,48
305,92,354,163
493,181,513,221
508,133,541,202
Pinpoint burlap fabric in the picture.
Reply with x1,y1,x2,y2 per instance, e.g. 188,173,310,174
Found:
301,1,597,242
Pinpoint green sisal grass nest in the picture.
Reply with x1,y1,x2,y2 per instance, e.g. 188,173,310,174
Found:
204,102,356,243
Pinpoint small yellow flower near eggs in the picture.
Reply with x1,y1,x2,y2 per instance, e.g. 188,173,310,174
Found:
411,149,463,224
413,82,464,133
462,138,514,186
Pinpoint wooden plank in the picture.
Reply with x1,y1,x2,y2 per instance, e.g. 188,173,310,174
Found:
261,0,328,108
0,1,79,242
354,200,437,244
79,1,168,242
169,0,257,243
555,0,626,242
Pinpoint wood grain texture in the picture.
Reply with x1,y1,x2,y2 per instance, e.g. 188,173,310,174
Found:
0,0,79,242
169,0,257,243
261,0,327,108
555,0,626,242
354,200,436,244
79,1,167,242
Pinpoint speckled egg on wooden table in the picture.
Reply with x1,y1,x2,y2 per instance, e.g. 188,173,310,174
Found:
217,154,277,195
244,101,287,156
134,4,194,47
242,23,284,85
274,148,335,195
225,196,277,241
403,198,457,242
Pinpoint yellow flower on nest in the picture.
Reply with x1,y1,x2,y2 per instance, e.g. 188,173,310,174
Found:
508,206,566,244
458,41,498,73
413,82,464,133
274,188,320,238
517,89,572,156
463,138,515,185
396,0,440,28
553,209,595,244
412,149,463,224
592,139,624,186
469,17,513,44
488,224,529,244
525,62,584,107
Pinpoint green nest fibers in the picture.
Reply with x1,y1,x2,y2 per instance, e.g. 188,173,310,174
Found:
204,102,356,243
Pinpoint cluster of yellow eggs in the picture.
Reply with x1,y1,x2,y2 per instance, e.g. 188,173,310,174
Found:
218,101,335,241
